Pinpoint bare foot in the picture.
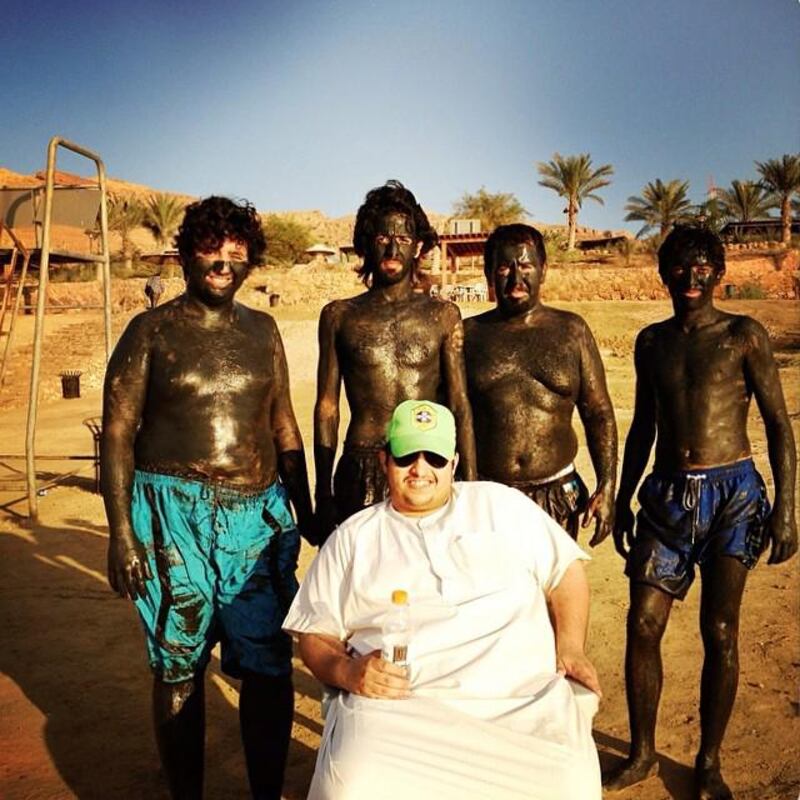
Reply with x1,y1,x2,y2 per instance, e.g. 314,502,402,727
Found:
694,765,733,800
603,757,659,791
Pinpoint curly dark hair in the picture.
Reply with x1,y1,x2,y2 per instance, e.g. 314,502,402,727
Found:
483,223,546,280
175,196,266,267
657,225,725,279
352,180,439,283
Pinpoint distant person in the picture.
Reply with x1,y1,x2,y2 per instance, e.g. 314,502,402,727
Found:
101,196,315,800
464,224,617,544
286,400,602,799
313,180,476,541
605,226,797,799
144,271,164,309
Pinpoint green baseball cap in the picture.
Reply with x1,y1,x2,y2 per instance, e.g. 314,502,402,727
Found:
386,400,456,460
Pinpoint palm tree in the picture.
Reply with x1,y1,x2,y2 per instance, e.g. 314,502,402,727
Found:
106,193,144,256
536,153,614,250
143,193,186,250
452,187,527,232
716,180,776,223
755,154,800,245
624,178,694,238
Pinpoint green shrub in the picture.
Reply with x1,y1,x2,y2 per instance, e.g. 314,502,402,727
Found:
262,215,313,266
737,281,766,299
49,263,99,282
543,230,567,262
615,238,636,265
110,257,153,279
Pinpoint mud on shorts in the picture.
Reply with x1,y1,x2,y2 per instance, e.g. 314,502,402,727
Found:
511,466,589,539
131,470,300,683
332,444,388,524
626,459,770,599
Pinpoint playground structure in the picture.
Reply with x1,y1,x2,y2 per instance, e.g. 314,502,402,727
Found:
0,137,112,521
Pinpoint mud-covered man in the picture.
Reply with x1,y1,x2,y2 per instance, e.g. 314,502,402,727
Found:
102,196,314,800
464,224,617,544
144,270,164,309
605,227,797,799
314,180,476,539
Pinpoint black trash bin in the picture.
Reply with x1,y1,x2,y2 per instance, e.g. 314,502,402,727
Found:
60,370,82,399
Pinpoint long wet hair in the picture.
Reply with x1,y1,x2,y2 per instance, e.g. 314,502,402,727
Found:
176,196,266,267
352,180,439,284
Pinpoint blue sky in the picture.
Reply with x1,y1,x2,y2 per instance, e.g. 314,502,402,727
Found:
4,0,799,232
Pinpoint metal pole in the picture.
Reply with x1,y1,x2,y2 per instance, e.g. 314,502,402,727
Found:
25,136,59,520
0,250,31,390
0,246,17,333
24,136,111,520
97,162,112,362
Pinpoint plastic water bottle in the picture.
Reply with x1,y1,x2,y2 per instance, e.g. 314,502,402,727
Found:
382,589,410,667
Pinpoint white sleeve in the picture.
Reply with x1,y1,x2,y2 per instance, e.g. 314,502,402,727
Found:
282,527,353,641
525,498,590,594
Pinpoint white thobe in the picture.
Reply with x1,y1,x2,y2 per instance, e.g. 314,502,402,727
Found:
284,481,601,799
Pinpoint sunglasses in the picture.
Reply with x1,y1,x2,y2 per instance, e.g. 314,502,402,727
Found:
391,450,450,469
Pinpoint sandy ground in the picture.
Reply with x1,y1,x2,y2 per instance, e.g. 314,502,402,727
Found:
0,299,798,799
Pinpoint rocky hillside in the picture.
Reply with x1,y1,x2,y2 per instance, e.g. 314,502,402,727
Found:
2,165,620,250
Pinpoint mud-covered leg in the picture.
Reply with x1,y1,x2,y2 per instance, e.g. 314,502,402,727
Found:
604,583,673,791
240,672,294,800
694,556,747,800
152,675,205,800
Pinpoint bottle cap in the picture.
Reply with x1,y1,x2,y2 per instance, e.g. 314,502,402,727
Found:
391,589,408,605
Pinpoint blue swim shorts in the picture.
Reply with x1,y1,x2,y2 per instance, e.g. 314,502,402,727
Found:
625,459,770,599
131,470,300,682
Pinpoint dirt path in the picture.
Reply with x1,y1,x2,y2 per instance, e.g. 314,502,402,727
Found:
1,301,798,799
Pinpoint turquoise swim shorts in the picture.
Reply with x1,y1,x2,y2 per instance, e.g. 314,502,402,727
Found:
131,470,300,682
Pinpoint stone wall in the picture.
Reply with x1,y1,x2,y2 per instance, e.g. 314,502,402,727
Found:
13,249,799,311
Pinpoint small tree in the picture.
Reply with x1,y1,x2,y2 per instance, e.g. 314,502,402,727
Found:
262,215,313,266
624,178,694,238
106,193,144,256
716,180,776,223
452,187,527,232
143,193,186,249
755,154,800,245
536,153,614,250
692,195,726,234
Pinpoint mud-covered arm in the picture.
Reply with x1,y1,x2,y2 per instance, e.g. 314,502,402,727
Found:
313,303,342,540
101,314,153,599
441,302,477,480
576,321,618,546
745,320,798,564
269,319,315,544
614,330,657,559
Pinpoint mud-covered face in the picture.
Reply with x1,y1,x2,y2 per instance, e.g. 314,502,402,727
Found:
663,253,723,311
367,212,422,286
185,238,250,306
492,241,546,315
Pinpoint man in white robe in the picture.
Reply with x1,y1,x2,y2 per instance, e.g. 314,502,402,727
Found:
284,400,602,799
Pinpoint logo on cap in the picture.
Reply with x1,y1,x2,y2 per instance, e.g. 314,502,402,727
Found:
412,404,436,430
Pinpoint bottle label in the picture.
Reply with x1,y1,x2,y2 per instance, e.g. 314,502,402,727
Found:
391,644,408,665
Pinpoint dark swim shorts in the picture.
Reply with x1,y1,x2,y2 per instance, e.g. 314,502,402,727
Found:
332,444,388,524
131,470,300,682
626,459,770,599
511,470,589,539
